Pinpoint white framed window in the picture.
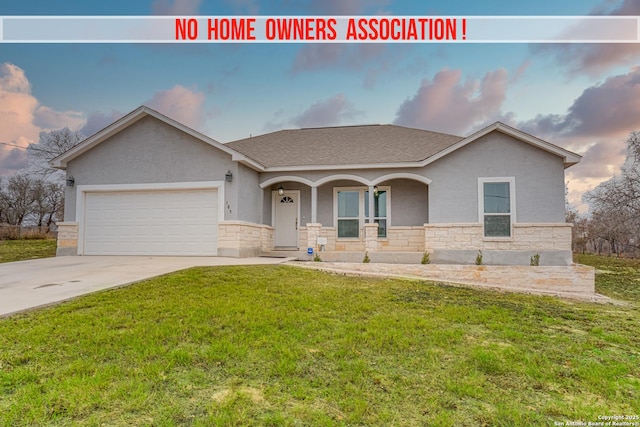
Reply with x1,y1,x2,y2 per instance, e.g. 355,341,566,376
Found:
478,177,515,238
334,186,390,239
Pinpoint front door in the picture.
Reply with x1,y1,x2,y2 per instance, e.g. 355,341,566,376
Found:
274,191,299,248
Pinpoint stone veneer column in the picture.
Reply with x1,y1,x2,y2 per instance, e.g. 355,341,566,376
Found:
56,222,78,256
364,223,380,252
306,223,322,251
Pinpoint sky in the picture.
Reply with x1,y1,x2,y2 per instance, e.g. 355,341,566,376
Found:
1,0,639,212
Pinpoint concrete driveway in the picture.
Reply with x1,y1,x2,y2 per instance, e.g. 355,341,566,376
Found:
0,256,291,317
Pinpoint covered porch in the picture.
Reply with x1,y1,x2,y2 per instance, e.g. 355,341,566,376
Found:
260,173,431,256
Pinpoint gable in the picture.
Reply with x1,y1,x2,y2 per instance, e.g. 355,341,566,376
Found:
65,115,238,187
51,106,262,171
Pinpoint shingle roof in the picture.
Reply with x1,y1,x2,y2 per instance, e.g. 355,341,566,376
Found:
225,124,464,168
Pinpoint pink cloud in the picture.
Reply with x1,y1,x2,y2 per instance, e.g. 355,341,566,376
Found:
264,94,361,130
0,62,91,175
531,0,640,75
151,0,202,15
146,85,206,129
519,67,640,142
292,94,360,128
393,68,509,135
33,106,85,131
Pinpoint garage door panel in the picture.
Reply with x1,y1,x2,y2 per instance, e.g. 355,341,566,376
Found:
83,189,218,255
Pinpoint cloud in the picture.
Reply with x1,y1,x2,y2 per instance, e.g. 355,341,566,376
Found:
393,68,509,135
151,0,202,15
0,63,45,175
307,0,390,15
292,94,360,128
33,106,85,131
515,66,640,211
224,0,260,14
146,85,206,129
289,2,399,86
292,44,388,74
0,62,93,176
0,63,30,93
519,67,640,141
264,94,361,130
531,0,640,75
80,110,125,137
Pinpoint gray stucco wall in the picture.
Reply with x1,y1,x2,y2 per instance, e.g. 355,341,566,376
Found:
258,130,567,226
425,132,566,223
64,116,237,221
236,164,262,223
389,179,429,226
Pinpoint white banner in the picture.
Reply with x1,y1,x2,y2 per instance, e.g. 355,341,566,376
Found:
0,16,638,43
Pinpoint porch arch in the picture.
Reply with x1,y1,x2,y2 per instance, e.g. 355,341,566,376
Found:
314,174,371,187
259,175,315,189
372,173,432,186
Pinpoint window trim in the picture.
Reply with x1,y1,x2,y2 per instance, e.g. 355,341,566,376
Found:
478,177,516,240
333,186,391,240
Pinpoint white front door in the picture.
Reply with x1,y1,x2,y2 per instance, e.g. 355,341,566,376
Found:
274,191,299,248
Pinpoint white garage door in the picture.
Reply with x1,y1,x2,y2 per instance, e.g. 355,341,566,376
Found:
83,189,218,255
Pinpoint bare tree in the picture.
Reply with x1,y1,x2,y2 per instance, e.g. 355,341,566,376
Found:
585,131,640,255
0,175,65,231
27,128,84,179
31,180,64,229
0,175,36,226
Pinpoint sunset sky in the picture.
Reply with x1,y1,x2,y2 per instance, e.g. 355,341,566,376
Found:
1,0,639,211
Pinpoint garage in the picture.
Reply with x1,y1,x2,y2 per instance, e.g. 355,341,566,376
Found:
81,188,219,256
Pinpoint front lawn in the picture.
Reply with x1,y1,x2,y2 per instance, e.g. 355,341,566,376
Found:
1,265,638,426
0,239,57,263
575,253,640,302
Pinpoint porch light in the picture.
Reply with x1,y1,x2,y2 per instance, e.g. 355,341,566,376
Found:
277,185,285,196
225,170,233,182
66,175,75,187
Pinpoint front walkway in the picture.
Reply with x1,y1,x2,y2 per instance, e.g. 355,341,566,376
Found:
0,256,292,317
291,261,610,303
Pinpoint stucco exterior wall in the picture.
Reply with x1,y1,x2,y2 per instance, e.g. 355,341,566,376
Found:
236,164,263,224
64,116,237,221
425,132,566,223
257,130,566,228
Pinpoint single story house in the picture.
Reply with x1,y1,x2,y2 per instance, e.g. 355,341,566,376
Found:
52,106,581,265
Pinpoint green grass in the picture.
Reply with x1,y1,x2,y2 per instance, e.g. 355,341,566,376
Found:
1,264,639,426
0,239,57,263
575,253,640,302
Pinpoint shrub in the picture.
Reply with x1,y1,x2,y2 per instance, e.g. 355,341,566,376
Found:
421,251,431,264
530,253,540,266
475,250,483,265
313,254,322,262
363,252,371,263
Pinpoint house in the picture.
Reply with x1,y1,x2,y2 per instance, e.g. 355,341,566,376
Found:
52,106,581,265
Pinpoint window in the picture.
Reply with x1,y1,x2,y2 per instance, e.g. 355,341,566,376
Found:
365,189,387,238
478,178,515,238
335,187,390,238
337,190,360,238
